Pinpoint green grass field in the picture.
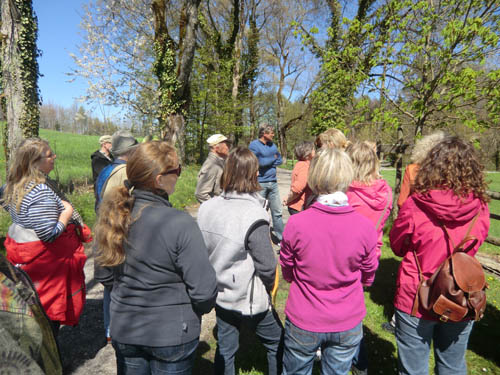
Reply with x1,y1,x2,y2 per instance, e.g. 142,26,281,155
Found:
1,130,499,374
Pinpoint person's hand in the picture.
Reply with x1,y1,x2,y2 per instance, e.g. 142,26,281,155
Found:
282,198,288,206
59,200,73,227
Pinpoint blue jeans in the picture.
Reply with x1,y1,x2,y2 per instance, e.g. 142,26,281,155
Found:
352,336,368,373
103,286,111,338
395,309,474,375
259,181,284,241
214,305,283,375
113,338,198,375
283,319,362,375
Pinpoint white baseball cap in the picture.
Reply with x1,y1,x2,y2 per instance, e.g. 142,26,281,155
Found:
206,134,228,146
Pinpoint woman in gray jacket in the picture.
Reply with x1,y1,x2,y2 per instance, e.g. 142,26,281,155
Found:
197,146,283,375
95,141,217,375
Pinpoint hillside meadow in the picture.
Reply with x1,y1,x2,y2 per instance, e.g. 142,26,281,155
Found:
0,129,499,374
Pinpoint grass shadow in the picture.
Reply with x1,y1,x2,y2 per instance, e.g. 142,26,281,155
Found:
368,257,400,321
467,301,500,367
59,299,106,374
363,325,398,374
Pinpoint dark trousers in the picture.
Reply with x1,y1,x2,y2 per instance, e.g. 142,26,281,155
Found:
214,305,283,375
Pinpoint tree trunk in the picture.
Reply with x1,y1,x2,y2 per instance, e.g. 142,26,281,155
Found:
166,113,186,162
276,54,287,160
392,126,404,220
231,0,244,144
1,0,40,165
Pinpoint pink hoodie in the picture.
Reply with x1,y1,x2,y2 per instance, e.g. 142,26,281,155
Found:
346,179,393,258
390,190,490,320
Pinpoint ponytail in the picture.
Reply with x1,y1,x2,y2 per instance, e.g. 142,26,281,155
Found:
95,185,135,266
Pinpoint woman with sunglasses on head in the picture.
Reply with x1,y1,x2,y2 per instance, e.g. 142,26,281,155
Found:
2,138,92,338
95,141,217,375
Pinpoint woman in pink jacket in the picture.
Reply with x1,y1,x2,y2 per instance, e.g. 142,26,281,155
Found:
346,141,392,258
390,136,490,375
346,141,392,374
280,148,378,375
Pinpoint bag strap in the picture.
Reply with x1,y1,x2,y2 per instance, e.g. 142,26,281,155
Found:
375,191,391,231
440,210,480,255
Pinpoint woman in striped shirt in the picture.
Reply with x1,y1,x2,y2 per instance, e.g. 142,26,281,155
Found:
2,139,91,337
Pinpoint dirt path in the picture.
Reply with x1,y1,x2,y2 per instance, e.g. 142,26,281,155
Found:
60,168,292,374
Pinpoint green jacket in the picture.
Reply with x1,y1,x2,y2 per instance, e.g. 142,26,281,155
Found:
0,254,62,375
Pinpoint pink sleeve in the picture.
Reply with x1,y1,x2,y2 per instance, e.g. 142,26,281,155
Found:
390,202,415,257
279,223,295,283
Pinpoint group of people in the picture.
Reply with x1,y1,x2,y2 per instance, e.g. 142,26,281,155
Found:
0,123,490,375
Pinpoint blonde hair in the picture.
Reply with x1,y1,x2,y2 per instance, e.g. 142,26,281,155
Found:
95,141,178,266
411,131,446,164
315,128,349,150
308,148,354,194
346,141,380,184
2,138,50,211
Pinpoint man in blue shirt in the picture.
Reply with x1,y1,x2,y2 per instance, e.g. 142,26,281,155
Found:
249,123,284,244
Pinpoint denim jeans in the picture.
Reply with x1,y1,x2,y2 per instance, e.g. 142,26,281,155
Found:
103,286,111,338
259,181,284,241
214,305,283,375
283,319,362,375
351,336,368,373
395,309,474,375
113,338,198,375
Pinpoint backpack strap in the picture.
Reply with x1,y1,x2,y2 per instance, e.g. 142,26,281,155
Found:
440,210,480,255
375,191,391,231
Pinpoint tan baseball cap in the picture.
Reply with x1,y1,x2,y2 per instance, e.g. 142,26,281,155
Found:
206,134,228,146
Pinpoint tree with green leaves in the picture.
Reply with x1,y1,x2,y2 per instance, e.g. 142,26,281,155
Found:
0,0,40,164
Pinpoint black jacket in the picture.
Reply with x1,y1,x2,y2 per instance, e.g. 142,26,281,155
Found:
108,189,217,347
90,150,113,194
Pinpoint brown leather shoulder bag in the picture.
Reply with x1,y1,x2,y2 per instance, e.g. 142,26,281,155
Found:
412,212,487,322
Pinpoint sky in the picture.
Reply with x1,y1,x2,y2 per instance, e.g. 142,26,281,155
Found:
34,0,93,111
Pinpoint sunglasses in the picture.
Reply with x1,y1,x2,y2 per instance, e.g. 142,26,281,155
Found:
162,165,182,177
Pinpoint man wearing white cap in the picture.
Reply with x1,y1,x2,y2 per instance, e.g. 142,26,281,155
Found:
195,134,230,203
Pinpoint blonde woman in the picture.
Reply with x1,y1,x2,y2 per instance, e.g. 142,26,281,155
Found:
95,141,217,374
314,128,349,149
280,148,378,375
346,141,393,259
2,138,91,337
346,141,392,374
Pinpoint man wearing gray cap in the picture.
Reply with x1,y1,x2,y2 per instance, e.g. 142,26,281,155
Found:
195,134,230,203
91,135,113,198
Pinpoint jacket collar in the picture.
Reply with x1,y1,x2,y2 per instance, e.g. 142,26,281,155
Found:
220,191,267,208
310,201,355,214
132,189,172,207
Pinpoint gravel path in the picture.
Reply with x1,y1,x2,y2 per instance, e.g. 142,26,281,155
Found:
59,168,292,374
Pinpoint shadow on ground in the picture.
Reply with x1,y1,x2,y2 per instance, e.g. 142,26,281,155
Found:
59,299,106,374
368,257,400,321
468,301,500,367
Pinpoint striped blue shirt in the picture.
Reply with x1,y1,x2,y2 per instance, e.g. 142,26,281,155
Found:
8,184,65,242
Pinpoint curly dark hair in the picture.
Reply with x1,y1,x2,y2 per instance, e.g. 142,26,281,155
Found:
414,136,489,203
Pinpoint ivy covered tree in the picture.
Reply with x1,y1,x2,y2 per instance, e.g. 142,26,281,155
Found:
0,0,40,164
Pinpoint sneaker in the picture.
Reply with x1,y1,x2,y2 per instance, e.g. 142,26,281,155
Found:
381,321,396,334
